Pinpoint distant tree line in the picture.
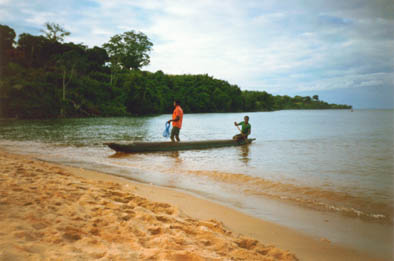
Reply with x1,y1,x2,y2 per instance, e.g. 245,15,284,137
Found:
0,23,351,119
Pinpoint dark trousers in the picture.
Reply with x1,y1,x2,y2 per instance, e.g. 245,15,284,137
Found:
233,133,247,141
171,127,181,142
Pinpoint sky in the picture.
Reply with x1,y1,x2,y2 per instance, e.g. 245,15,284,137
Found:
1,0,393,108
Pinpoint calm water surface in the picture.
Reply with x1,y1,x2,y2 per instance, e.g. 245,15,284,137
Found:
1,110,393,258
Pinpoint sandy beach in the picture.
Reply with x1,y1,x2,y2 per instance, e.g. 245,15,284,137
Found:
0,149,386,260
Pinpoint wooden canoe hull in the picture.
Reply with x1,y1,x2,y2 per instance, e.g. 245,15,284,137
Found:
105,138,255,153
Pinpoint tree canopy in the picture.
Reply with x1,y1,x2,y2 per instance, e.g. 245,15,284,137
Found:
103,30,153,71
0,25,16,72
40,22,70,42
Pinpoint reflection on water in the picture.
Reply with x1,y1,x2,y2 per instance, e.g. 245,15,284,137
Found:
238,145,250,164
167,151,181,163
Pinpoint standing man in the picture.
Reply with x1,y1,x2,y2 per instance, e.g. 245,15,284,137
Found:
233,116,251,141
167,100,183,142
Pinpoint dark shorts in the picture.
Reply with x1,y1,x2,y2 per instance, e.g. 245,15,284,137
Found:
171,126,180,138
233,133,247,140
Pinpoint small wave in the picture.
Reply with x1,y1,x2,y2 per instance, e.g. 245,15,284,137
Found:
186,169,394,224
105,161,393,224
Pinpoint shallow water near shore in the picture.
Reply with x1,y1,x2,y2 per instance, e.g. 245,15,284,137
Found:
0,109,393,259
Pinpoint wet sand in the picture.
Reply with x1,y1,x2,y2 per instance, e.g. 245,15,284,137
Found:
0,150,385,260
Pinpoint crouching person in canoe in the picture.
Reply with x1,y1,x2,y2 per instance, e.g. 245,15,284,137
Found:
233,116,251,141
167,100,184,142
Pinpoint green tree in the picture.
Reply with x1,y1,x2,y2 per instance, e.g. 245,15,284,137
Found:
40,22,70,42
54,43,88,117
16,33,61,67
0,24,15,116
86,46,109,72
212,88,231,111
0,24,16,70
0,24,15,49
103,30,153,72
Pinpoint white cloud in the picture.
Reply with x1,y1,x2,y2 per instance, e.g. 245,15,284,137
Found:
23,10,57,26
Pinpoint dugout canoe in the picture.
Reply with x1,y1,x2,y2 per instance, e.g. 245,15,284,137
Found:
105,138,256,153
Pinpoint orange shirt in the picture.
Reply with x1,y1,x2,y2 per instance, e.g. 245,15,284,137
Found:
172,105,183,128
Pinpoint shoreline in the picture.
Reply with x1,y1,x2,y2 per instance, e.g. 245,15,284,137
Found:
0,149,387,260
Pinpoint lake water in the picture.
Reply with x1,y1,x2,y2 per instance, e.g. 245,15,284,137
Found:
0,109,393,259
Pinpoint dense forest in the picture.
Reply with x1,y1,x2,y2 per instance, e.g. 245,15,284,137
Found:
0,23,351,119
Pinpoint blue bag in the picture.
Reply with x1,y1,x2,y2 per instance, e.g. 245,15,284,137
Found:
163,122,171,138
